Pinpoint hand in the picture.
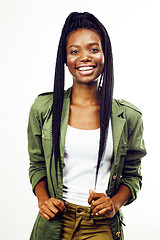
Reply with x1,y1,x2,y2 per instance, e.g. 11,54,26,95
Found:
88,189,116,218
38,197,66,221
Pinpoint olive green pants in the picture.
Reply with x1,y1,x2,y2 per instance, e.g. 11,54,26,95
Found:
60,201,113,240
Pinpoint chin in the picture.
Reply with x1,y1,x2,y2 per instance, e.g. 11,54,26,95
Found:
73,76,99,85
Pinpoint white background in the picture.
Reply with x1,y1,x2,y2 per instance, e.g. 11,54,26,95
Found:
0,0,160,239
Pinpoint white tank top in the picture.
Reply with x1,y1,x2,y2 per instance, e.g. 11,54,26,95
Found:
63,121,113,206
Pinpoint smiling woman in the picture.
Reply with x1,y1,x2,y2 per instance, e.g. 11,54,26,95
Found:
66,29,104,83
27,12,146,240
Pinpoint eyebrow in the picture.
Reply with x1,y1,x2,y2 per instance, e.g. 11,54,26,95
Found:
89,42,100,47
68,42,100,49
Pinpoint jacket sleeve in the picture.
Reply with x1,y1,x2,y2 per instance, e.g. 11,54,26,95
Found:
120,111,146,205
27,98,47,193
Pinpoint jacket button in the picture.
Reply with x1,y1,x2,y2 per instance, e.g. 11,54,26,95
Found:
113,174,117,180
116,232,121,237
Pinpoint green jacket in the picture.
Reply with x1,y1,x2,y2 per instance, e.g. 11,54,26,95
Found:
28,87,146,240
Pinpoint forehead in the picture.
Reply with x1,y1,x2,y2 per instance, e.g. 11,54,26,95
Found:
66,28,102,46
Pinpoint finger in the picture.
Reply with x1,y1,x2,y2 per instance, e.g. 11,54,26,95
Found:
96,207,113,217
39,206,55,220
91,201,106,213
92,202,113,213
39,211,51,221
50,198,66,212
88,189,95,205
88,194,94,205
96,208,108,216
89,189,95,195
90,196,109,210
41,200,59,216
91,192,105,201
88,191,105,205
99,206,115,218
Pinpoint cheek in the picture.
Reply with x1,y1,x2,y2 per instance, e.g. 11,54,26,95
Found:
66,56,76,70
96,53,104,67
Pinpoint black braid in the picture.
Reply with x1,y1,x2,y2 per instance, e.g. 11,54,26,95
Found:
52,12,114,187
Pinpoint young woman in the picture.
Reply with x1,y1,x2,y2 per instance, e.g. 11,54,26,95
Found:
28,12,146,240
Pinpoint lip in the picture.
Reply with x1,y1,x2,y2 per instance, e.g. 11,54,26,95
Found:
75,64,97,76
75,64,97,70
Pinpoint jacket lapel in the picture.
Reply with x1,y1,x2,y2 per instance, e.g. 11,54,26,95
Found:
60,88,72,157
111,100,126,164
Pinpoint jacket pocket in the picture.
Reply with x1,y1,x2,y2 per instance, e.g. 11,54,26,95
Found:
42,129,52,159
42,128,52,140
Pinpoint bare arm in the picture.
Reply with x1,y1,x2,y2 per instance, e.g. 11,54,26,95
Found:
111,185,131,214
35,179,66,221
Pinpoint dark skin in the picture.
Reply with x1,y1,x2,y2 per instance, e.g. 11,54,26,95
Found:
35,29,131,221
35,180,66,220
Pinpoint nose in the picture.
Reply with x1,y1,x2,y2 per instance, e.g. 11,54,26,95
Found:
79,52,92,62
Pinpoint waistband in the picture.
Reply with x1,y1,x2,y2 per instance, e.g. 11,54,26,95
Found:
64,201,109,221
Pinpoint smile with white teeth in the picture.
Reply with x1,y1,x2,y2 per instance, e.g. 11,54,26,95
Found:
77,66,95,71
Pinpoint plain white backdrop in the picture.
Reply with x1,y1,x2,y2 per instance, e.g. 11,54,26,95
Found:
0,0,160,239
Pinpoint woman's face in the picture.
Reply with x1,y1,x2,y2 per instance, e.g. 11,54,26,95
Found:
66,28,104,85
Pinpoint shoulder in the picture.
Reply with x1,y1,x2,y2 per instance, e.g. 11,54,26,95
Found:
117,99,142,115
34,92,53,109
114,99,142,117
30,92,53,119
30,87,72,117
114,99,144,138
113,99,143,132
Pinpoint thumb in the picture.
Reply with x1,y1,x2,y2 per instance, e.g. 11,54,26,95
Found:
89,189,95,196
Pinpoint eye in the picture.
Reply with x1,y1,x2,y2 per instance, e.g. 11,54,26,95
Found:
90,48,100,53
70,50,79,54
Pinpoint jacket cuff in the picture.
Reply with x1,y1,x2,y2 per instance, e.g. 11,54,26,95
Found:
30,170,47,194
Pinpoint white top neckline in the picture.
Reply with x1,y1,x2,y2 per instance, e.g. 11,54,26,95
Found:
68,125,100,131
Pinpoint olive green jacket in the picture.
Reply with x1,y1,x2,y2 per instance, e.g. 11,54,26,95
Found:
28,87,146,240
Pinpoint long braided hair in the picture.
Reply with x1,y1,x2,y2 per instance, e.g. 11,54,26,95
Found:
52,12,114,188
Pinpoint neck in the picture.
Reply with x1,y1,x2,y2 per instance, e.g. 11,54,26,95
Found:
71,81,99,106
